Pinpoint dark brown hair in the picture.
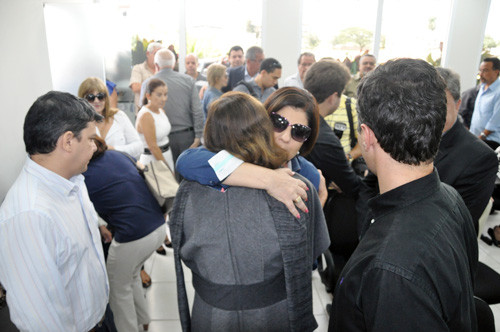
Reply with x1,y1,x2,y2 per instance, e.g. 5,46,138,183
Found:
143,78,167,106
91,136,108,161
204,92,288,169
264,87,320,156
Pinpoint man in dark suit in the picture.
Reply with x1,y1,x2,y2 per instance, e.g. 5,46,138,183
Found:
223,46,264,92
435,67,498,230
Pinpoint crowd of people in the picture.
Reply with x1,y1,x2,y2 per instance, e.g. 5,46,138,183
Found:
0,41,499,332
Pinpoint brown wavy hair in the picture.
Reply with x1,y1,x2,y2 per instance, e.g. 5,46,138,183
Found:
78,77,118,120
264,87,320,156
90,135,108,161
204,91,288,169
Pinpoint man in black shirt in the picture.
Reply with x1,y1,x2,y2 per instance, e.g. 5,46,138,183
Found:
330,59,478,331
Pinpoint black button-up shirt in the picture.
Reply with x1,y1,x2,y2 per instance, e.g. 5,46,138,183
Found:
330,170,478,332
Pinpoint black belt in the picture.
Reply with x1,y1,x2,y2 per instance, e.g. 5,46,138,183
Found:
192,270,286,311
144,142,170,155
170,127,194,134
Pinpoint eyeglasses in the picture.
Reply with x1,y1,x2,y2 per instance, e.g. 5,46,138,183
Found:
270,112,311,142
85,93,106,102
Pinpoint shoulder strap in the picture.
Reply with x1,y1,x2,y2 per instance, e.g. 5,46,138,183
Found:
236,80,258,98
345,97,357,149
116,151,144,177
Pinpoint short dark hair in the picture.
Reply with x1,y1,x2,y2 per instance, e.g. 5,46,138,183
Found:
483,57,500,71
228,45,243,55
303,59,351,103
246,46,264,61
357,58,447,165
24,91,103,155
264,87,320,156
260,58,282,73
298,52,315,65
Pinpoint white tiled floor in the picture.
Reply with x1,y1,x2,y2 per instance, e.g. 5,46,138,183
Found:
142,211,500,331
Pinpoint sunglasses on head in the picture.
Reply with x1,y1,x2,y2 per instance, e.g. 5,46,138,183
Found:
85,93,106,102
270,112,311,142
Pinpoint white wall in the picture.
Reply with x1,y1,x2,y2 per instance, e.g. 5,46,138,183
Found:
442,0,491,91
262,0,303,86
0,0,53,201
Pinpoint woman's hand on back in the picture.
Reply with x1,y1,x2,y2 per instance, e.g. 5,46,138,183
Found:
265,168,309,219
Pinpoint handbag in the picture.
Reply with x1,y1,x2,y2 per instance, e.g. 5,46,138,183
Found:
143,159,179,206
117,152,179,208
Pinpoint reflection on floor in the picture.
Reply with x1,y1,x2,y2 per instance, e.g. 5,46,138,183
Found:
143,211,500,332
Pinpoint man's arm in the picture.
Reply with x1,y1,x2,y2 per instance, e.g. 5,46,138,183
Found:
0,212,78,331
190,81,205,141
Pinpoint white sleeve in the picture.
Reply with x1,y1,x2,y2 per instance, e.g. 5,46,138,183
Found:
208,150,244,181
113,111,143,159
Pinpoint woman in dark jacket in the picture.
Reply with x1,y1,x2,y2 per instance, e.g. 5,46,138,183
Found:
84,137,166,332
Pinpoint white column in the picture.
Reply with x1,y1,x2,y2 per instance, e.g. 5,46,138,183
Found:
178,0,187,74
442,0,491,91
372,0,384,60
262,0,303,86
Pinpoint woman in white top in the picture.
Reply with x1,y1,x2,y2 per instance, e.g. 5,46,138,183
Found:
136,78,174,170
78,77,143,159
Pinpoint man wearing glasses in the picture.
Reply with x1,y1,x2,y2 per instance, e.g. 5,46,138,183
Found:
223,46,265,92
234,58,282,103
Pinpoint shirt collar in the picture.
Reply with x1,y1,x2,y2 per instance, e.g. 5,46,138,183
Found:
25,155,84,197
482,77,500,92
289,156,301,173
368,168,441,220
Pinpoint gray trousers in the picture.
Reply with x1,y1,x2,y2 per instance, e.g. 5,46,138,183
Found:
107,224,166,332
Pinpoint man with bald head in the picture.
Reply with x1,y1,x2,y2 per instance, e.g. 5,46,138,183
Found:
140,49,204,170
184,53,207,94
343,54,376,98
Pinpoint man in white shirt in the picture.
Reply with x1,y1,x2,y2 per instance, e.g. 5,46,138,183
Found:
0,91,109,332
283,52,316,89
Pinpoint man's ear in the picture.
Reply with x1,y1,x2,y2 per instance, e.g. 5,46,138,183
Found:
360,123,377,150
455,99,462,112
59,131,75,152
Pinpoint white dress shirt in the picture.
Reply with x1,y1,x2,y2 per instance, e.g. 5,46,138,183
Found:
0,156,109,332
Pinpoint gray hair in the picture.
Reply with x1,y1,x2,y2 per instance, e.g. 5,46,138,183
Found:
436,67,461,102
147,42,162,53
245,46,263,61
154,48,175,69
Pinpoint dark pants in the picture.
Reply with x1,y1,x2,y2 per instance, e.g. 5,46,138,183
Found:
484,139,500,151
169,128,196,182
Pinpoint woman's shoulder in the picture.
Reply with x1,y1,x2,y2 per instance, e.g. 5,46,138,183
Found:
293,156,320,190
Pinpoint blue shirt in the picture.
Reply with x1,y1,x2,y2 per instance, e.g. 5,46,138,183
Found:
470,78,500,143
83,150,165,243
0,156,108,332
202,87,223,118
176,146,321,191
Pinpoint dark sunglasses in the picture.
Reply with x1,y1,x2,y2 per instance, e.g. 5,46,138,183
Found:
85,93,106,102
270,112,311,142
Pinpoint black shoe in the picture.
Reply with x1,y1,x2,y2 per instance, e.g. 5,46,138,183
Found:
481,234,493,246
488,228,500,247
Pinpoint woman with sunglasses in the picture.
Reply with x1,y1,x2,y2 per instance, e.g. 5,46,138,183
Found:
78,77,142,159
176,87,327,216
170,91,329,332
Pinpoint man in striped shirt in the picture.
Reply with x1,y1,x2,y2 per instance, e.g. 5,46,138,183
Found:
0,91,109,332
